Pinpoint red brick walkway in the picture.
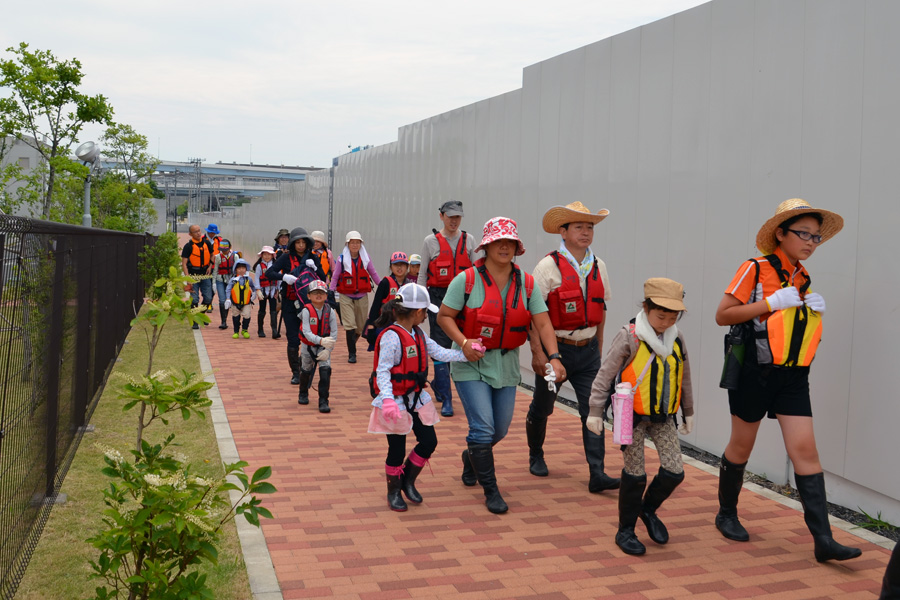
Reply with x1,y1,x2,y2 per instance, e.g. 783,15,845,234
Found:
198,316,892,600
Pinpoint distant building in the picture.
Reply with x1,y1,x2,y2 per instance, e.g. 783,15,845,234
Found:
0,136,44,216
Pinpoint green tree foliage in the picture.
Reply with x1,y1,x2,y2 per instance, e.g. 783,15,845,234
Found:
138,232,181,298
100,123,159,188
0,42,114,220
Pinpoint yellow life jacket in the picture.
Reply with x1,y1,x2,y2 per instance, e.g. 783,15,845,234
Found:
230,280,252,307
620,335,685,421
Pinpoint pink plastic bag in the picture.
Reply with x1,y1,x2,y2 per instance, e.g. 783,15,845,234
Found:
367,407,413,434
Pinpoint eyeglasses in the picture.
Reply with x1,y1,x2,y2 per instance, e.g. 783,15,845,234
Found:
787,229,823,244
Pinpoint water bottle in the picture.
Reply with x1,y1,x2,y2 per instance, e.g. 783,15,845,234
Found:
612,382,634,445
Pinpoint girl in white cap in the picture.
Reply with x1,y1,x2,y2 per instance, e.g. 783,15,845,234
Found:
370,283,480,512
330,231,380,363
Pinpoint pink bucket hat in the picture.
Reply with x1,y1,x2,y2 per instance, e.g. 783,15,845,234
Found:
475,216,525,256
257,245,276,256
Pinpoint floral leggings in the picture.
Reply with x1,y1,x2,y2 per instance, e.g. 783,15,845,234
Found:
623,419,684,477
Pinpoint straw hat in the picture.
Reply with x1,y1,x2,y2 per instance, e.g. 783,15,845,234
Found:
475,216,525,256
644,278,686,312
542,201,610,233
310,230,327,245
755,198,843,255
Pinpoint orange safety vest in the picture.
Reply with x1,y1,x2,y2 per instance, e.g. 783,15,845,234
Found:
187,239,212,269
455,260,534,351
208,235,221,255
426,231,472,288
336,256,372,294
545,251,605,330
230,279,252,307
620,321,685,422
313,248,331,278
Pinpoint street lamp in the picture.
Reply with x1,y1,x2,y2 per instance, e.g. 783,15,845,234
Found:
75,141,101,227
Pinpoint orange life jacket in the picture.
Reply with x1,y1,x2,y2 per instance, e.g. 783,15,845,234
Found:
426,231,472,288
371,324,429,403
336,256,372,294
187,239,212,269
230,279,252,307
545,251,605,330
313,248,331,278
455,260,534,351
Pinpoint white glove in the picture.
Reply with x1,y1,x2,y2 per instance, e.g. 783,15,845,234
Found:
316,349,331,362
543,363,557,393
804,292,826,314
223,300,232,310
678,415,694,435
282,274,297,285
586,416,604,436
256,290,264,301
765,287,803,312
305,259,316,269
321,337,336,350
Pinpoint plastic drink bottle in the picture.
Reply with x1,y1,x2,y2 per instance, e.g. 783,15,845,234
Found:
612,382,634,445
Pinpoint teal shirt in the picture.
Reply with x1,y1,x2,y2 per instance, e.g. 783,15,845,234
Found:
442,267,547,389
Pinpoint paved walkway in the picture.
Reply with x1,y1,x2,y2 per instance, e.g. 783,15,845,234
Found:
191,314,893,600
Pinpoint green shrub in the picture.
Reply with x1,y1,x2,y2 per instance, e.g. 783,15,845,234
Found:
138,232,180,298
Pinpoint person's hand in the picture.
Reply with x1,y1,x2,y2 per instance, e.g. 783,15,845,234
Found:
305,259,316,269
321,337,336,350
223,300,232,310
766,287,803,311
256,290,264,301
550,358,566,383
678,415,694,435
282,274,297,285
804,292,826,314
531,348,547,378
381,399,401,422
586,416,604,436
316,349,331,362
461,339,483,361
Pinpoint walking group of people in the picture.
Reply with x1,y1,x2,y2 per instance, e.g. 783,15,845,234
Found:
180,196,894,574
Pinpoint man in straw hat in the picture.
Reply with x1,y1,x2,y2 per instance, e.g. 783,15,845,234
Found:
525,201,620,493
417,200,475,417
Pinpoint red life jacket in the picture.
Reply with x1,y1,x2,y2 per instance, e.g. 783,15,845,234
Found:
217,252,236,276
381,275,406,306
257,263,273,288
426,231,472,288
545,251,606,330
285,255,302,300
336,256,372,294
371,324,429,401
455,260,534,351
300,303,331,346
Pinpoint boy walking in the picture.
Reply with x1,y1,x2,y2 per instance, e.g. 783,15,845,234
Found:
224,258,260,339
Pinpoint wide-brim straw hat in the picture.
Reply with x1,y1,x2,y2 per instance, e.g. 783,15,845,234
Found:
542,201,610,233
475,216,526,256
755,198,844,255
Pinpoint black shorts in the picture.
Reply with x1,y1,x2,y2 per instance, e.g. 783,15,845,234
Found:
728,363,812,422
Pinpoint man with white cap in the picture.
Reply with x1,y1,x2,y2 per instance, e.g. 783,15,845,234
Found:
526,202,620,493
418,200,475,417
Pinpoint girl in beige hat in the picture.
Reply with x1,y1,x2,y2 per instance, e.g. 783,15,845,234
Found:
713,199,859,563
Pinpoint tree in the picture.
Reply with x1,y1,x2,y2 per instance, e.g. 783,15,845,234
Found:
100,123,159,189
0,42,114,219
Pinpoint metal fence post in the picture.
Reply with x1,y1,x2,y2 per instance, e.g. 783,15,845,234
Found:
43,237,67,499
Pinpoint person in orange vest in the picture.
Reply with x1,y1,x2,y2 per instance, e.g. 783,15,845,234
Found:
370,283,478,512
437,216,566,514
223,258,260,339
363,251,412,351
180,224,214,329
525,201,620,494
310,230,334,283
329,231,380,364
213,239,240,329
713,199,860,563
587,278,693,556
418,200,475,417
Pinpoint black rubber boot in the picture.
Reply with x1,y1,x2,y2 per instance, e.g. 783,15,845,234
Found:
460,450,477,487
287,346,301,384
467,443,508,514
401,455,425,504
386,470,407,512
232,315,241,334
297,369,313,405
795,472,862,562
346,330,358,363
880,541,900,599
639,467,685,544
526,415,549,477
583,423,620,492
715,455,750,541
270,312,281,339
616,470,647,555
218,305,229,329
257,311,266,337
241,317,251,336
317,366,331,413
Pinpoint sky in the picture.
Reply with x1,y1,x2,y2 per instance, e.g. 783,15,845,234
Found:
2,0,709,168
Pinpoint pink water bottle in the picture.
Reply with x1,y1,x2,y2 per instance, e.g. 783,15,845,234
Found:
612,382,634,445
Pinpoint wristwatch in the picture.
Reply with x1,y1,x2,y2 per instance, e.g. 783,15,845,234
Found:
547,353,562,361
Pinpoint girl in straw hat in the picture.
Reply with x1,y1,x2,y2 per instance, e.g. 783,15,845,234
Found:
437,216,566,514
713,198,860,563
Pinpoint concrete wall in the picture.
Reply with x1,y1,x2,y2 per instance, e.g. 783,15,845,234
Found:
195,0,900,523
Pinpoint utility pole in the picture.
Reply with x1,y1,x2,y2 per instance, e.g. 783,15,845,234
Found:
188,157,204,213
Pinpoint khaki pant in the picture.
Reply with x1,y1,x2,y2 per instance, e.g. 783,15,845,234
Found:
339,295,368,333
229,304,253,319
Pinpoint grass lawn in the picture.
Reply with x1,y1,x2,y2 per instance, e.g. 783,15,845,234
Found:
16,312,253,600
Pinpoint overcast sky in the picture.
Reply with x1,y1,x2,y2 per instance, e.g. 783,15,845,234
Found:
2,0,708,168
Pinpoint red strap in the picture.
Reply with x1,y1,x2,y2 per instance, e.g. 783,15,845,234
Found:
464,267,475,294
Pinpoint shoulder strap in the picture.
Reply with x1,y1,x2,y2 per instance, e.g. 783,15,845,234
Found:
635,349,657,386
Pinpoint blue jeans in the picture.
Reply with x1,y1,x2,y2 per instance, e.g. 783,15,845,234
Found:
454,380,517,445
190,277,213,308
215,278,227,306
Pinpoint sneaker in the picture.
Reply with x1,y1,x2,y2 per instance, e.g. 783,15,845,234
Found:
232,332,239,339
241,330,250,339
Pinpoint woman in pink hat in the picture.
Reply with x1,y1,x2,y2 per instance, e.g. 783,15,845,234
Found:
437,216,566,514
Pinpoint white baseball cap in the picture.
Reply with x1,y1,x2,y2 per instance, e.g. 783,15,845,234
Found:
395,283,438,313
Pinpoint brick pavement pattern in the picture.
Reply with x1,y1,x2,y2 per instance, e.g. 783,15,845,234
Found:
188,242,890,599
